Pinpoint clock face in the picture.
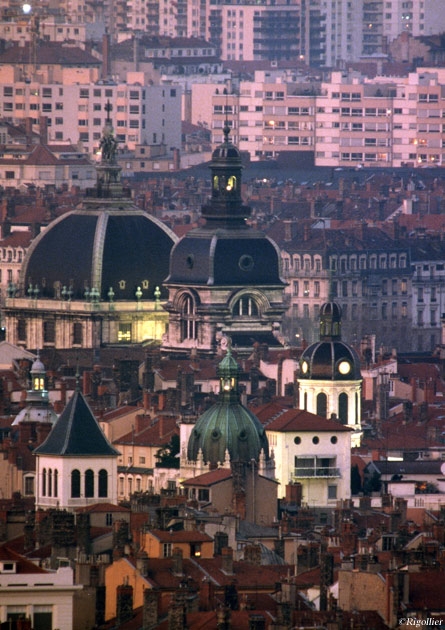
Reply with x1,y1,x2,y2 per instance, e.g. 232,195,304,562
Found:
338,360,351,375
301,360,309,374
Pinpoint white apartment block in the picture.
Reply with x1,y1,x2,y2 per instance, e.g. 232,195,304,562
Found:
192,68,445,167
316,69,445,168
0,76,182,155
383,0,445,41
190,72,316,161
0,18,104,45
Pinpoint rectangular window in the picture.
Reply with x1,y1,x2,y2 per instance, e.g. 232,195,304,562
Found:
118,323,132,342
43,320,55,344
328,485,337,500
163,543,172,557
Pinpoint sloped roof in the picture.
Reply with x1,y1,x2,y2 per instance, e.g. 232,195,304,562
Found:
0,544,47,574
75,502,130,514
181,468,232,487
265,408,352,432
148,529,213,544
23,144,59,166
408,570,445,610
368,460,443,476
0,341,35,370
34,389,120,456
116,415,178,447
0,42,100,66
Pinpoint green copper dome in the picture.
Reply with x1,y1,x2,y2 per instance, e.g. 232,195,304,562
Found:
187,346,269,465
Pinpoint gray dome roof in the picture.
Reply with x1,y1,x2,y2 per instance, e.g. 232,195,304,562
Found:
21,206,177,301
187,348,269,464
187,402,269,465
166,229,284,286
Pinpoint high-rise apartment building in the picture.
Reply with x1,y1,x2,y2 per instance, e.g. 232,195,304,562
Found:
0,77,182,154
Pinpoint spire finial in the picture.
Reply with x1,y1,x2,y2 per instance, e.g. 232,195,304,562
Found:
75,358,81,392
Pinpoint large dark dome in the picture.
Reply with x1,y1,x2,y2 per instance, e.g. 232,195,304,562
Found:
166,229,284,286
21,205,177,301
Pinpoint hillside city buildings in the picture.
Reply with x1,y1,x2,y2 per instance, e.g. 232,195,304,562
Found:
0,3,445,629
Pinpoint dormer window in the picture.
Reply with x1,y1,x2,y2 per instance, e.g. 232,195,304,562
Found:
1,561,16,573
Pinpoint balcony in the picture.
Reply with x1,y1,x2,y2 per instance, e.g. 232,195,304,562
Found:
293,467,341,479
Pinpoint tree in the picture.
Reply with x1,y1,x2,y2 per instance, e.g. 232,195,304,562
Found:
351,464,362,494
155,434,180,468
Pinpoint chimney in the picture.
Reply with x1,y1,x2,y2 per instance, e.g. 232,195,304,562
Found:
172,547,183,576
116,583,133,625
102,32,111,79
25,117,33,144
199,577,214,611
221,547,234,575
173,148,180,170
142,588,159,630
283,219,296,242
248,614,266,630
243,544,262,566
39,116,48,145
36,423,52,445
168,600,185,630
136,550,149,576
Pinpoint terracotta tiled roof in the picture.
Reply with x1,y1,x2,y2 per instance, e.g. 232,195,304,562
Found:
265,408,353,432
100,406,140,421
0,231,32,247
75,502,130,514
196,557,288,588
408,570,445,610
116,415,178,446
0,42,100,65
148,529,213,544
23,144,59,166
181,468,232,487
0,544,47,574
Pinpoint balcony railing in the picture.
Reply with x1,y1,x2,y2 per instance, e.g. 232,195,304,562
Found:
293,467,340,479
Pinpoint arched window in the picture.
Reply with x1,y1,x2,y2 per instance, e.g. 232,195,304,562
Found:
71,470,81,498
233,295,258,317
355,392,359,424
42,468,47,497
317,392,327,418
303,392,308,411
339,393,348,424
180,294,197,340
85,469,94,498
48,469,52,497
98,469,108,498
54,469,58,498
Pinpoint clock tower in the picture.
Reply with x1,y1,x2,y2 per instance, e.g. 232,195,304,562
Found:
162,125,286,356
298,301,362,447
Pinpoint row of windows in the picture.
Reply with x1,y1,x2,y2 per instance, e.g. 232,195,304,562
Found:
284,253,407,272
292,302,409,320
18,320,83,344
71,469,108,499
180,294,259,341
41,468,108,499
